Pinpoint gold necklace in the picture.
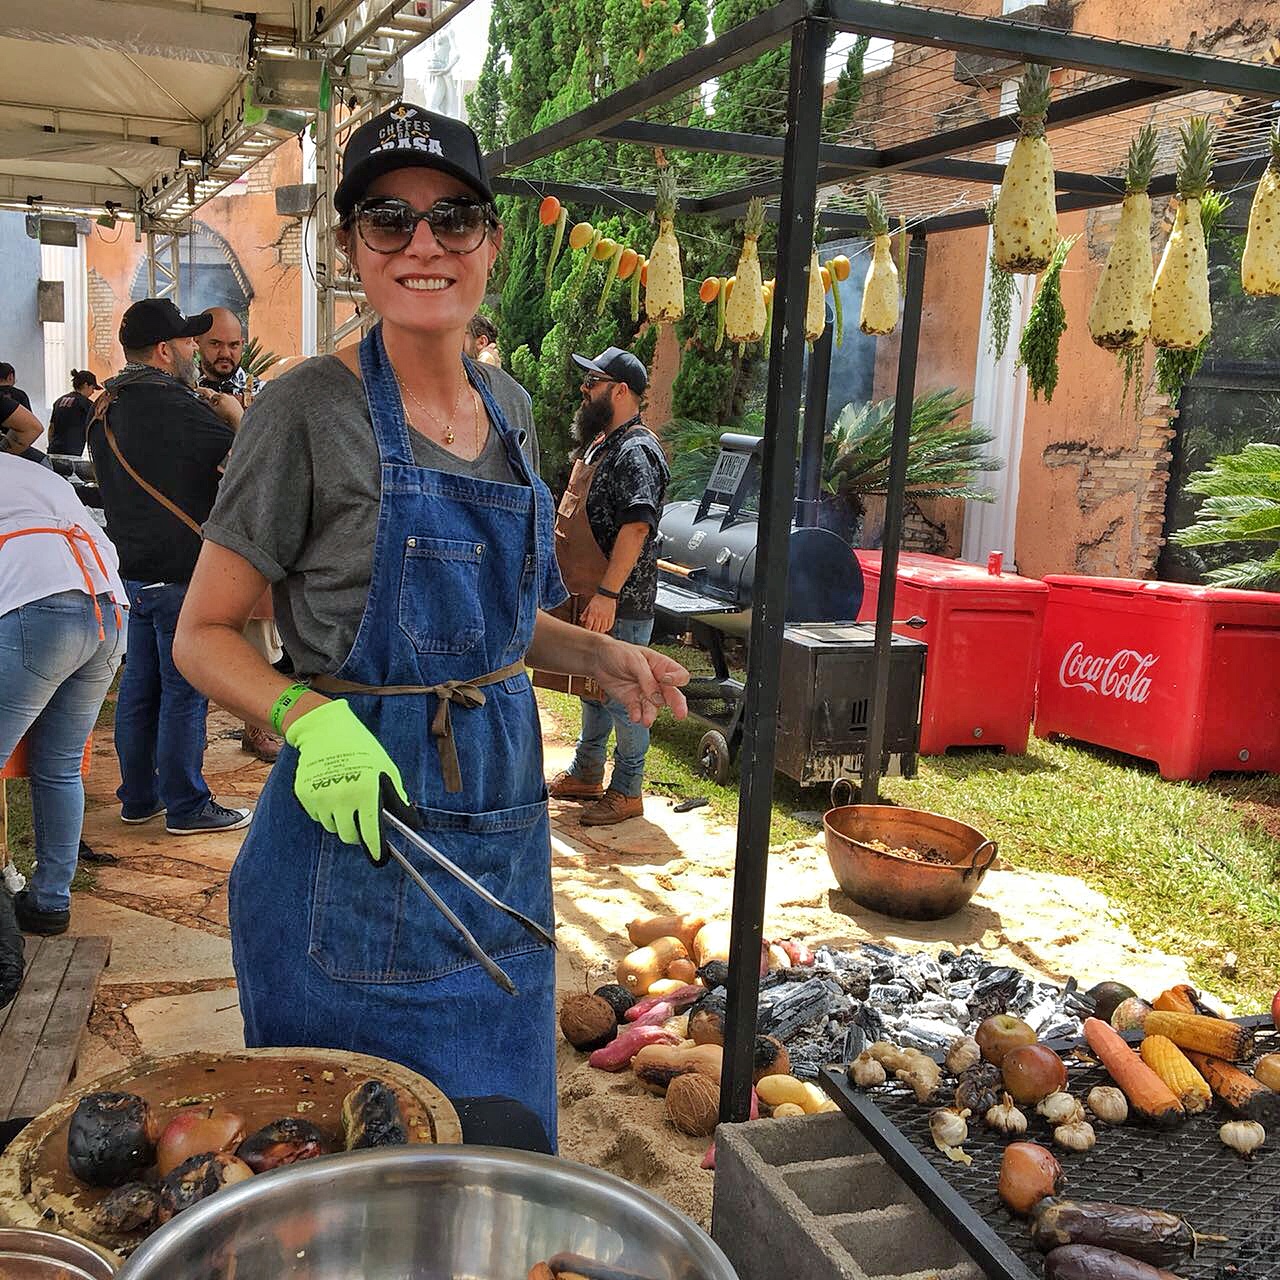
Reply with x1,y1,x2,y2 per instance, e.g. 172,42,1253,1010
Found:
395,368,468,446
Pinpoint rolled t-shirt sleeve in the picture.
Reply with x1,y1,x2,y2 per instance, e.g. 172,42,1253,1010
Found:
203,380,314,583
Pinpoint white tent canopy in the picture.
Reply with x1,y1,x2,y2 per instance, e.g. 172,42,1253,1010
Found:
0,0,467,226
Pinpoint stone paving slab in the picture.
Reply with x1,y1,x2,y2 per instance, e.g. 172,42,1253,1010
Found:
67,899,234,984
127,988,246,1059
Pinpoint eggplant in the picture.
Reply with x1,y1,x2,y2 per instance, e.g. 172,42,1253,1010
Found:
1032,1201,1196,1267
341,1080,407,1150
1044,1244,1182,1280
67,1092,159,1187
157,1151,254,1223
955,1062,1003,1117
95,1181,161,1234
235,1117,326,1173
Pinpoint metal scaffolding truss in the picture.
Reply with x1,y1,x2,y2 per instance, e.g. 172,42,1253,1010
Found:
480,0,1280,1127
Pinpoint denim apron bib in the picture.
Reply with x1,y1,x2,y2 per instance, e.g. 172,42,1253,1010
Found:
229,324,562,1142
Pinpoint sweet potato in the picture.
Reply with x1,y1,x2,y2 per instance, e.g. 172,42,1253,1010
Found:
587,1025,680,1072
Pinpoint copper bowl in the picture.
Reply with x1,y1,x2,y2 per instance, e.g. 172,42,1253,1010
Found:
824,804,998,921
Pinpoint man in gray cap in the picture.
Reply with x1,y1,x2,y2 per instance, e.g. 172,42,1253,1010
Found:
547,346,669,825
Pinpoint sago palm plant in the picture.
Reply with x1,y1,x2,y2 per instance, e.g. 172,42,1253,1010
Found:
1169,442,1280,588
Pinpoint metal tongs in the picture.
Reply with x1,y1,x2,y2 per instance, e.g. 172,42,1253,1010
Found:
377,778,555,995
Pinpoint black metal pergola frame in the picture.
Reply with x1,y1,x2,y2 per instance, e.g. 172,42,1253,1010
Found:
482,0,1280,1124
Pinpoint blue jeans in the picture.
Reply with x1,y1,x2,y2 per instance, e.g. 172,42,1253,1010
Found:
570,615,654,798
0,591,125,911
114,581,211,823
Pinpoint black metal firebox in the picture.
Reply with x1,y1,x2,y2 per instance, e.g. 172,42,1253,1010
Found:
654,435,925,797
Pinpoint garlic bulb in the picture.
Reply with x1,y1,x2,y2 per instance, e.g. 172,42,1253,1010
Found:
848,1053,887,1088
985,1091,1028,1135
946,1036,982,1076
1086,1086,1128,1126
1037,1091,1085,1126
1220,1120,1265,1157
930,1107,973,1164
1054,1119,1096,1152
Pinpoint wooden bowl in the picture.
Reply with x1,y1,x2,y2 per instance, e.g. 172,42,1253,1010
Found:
0,1047,459,1261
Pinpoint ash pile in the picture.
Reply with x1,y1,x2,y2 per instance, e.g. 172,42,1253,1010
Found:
717,944,1092,1081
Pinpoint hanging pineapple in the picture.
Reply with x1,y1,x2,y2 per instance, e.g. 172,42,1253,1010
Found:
804,245,826,341
1151,116,1215,350
994,64,1057,274
644,169,684,324
1242,124,1280,296
723,198,768,344
859,192,900,335
1088,125,1158,351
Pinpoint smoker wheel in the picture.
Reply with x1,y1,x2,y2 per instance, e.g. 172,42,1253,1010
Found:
697,730,732,785
830,778,856,809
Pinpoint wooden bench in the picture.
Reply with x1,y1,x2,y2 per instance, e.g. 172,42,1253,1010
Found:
0,934,111,1121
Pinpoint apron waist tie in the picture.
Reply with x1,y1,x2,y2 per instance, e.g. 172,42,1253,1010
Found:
310,659,527,794
0,525,123,641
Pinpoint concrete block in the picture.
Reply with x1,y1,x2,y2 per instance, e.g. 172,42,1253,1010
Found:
713,1114,983,1280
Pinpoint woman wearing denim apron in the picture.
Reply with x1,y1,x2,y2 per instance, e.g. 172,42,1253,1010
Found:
174,105,687,1146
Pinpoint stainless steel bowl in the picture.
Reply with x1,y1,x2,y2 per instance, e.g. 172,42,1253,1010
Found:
0,1227,117,1279
116,1146,737,1280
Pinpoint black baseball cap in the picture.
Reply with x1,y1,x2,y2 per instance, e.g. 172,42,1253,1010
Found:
119,298,212,349
335,103,494,219
571,346,649,396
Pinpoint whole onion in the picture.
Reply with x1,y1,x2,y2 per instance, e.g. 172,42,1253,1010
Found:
998,1141,1064,1216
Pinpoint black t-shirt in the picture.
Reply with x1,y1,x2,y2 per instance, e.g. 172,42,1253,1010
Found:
48,392,95,456
87,367,234,583
583,421,669,619
3,387,31,411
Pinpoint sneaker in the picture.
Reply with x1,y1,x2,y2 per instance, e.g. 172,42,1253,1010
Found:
166,800,253,836
580,789,644,826
15,889,70,936
240,724,282,763
548,770,605,802
121,805,165,824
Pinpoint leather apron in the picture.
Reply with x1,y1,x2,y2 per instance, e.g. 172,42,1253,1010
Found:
228,323,565,1143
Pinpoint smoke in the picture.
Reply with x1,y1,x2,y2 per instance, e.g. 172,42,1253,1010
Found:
816,235,878,429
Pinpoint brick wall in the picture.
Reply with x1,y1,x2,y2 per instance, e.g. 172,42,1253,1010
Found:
86,268,117,364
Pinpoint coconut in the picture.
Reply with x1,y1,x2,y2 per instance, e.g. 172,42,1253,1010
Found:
560,994,618,1051
666,1073,720,1136
689,1006,725,1046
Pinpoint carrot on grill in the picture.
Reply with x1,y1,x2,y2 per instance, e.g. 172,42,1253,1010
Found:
1139,1036,1211,1113
1186,1052,1280,1125
1143,1011,1253,1062
1083,1018,1184,1126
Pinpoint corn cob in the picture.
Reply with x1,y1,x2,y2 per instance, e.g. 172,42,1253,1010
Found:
1139,1036,1211,1114
1142,1010,1253,1062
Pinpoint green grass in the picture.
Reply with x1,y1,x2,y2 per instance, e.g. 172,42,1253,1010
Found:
539,663,1280,1012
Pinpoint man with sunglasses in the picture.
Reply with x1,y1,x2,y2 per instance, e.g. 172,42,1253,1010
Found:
548,347,669,826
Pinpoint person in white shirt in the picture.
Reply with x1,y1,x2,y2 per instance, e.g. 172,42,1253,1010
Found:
0,456,127,934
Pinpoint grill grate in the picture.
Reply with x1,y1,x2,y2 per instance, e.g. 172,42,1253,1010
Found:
822,1023,1280,1280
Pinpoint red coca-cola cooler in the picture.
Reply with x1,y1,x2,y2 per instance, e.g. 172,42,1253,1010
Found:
1035,575,1280,780
855,551,1049,755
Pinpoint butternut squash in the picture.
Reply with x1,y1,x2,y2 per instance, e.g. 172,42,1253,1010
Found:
617,937,688,993
627,913,707,952
631,1042,723,1094
666,958,698,985
692,921,731,968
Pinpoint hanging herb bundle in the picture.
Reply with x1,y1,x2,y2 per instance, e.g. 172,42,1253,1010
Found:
1117,344,1146,416
1154,188,1230,403
984,200,1017,359
1017,234,1078,402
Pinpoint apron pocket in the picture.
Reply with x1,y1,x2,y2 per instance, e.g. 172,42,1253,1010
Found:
307,797,553,985
397,537,485,655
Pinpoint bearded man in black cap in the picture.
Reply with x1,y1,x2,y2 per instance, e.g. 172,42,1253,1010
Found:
87,298,252,836
547,346,670,825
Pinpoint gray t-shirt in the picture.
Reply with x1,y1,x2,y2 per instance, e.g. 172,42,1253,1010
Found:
204,354,540,676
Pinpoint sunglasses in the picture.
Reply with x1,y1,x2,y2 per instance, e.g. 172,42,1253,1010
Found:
581,374,617,390
349,196,497,255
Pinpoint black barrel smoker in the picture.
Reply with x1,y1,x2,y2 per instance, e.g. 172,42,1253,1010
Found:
654,434,926,802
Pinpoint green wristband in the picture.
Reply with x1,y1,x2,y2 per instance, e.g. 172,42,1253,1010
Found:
270,682,313,735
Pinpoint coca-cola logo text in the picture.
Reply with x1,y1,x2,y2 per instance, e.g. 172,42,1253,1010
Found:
1058,642,1158,703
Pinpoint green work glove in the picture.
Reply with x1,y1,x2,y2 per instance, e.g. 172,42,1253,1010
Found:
286,699,408,864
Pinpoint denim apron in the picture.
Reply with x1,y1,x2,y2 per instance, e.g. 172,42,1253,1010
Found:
229,324,563,1143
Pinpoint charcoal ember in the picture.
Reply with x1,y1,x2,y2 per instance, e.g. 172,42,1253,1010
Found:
968,965,1023,1021
945,949,985,980
893,1017,961,1054
854,1003,888,1044
95,1181,160,1234
758,980,836,1042
937,949,958,967
842,1024,868,1062
869,982,912,1009
833,970,871,1001
947,981,976,1002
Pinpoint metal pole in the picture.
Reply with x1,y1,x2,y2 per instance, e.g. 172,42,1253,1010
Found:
796,320,833,527
719,13,828,1126
860,234,927,804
